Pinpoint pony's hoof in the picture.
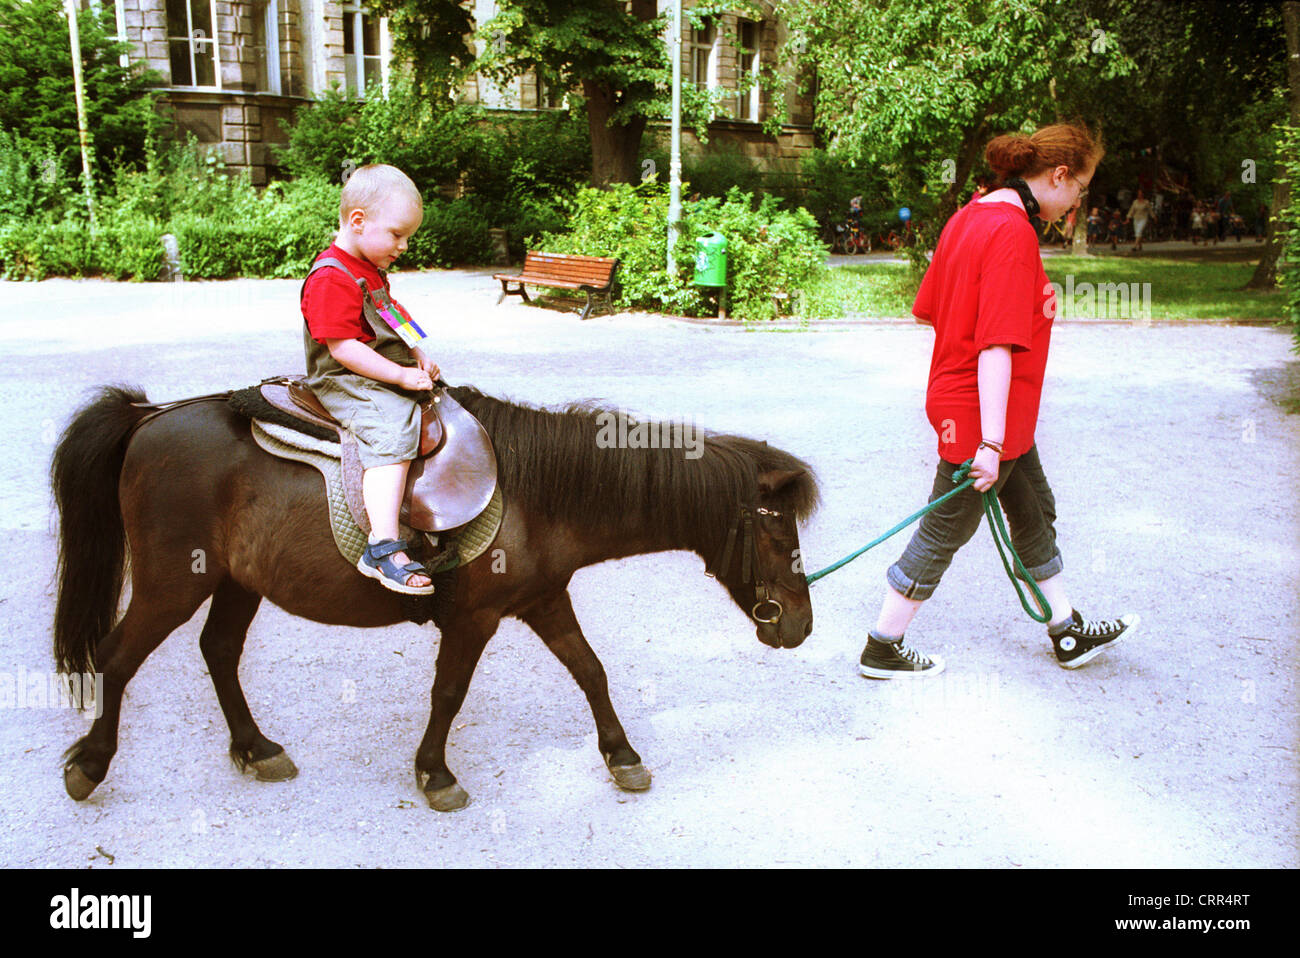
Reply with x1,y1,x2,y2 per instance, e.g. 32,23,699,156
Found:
249,751,298,782
424,783,470,812
233,746,299,782
64,763,99,801
609,763,652,791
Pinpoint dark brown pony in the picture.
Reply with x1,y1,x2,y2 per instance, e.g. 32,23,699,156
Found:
52,385,818,811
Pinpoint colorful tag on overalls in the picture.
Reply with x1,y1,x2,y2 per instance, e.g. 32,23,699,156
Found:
370,291,427,349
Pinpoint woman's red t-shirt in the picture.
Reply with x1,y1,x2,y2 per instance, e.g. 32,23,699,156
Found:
912,198,1057,464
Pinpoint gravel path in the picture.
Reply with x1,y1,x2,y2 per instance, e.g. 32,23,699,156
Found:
1,269,1295,868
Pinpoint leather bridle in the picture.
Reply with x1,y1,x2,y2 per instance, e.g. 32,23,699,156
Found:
705,504,786,625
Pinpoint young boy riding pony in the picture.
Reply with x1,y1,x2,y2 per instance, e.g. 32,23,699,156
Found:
300,164,441,595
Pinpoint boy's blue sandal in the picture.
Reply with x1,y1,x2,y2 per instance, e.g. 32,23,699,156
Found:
357,538,435,595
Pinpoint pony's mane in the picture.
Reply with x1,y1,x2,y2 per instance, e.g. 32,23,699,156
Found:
449,386,819,546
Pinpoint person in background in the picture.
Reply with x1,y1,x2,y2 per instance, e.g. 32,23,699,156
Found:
1190,203,1205,245
1216,190,1234,242
1087,206,1105,247
1107,208,1124,250
1126,189,1153,253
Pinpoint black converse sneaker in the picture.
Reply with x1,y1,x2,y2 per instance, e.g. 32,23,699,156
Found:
859,635,945,678
1050,609,1140,669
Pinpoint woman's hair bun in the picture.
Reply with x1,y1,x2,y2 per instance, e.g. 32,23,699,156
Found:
985,135,1037,179
983,123,1104,185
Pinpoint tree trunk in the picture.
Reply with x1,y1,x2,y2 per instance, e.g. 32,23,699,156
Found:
1246,178,1288,290
584,79,648,187
935,115,991,228
1245,0,1300,290
1071,212,1089,255
582,0,658,189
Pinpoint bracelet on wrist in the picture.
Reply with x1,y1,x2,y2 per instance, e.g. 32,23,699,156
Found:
978,439,1004,454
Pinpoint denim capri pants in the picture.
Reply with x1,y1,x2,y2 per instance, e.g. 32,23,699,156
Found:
887,444,1064,601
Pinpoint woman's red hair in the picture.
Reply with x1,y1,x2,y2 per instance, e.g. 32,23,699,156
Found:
985,123,1104,182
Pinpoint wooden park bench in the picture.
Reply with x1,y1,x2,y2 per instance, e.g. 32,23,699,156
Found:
493,251,620,320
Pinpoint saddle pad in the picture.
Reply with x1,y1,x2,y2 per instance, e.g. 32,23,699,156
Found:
250,420,503,570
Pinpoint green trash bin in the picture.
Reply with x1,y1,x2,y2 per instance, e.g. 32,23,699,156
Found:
693,232,727,287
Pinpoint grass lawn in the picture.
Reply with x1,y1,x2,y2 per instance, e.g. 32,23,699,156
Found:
805,255,1286,322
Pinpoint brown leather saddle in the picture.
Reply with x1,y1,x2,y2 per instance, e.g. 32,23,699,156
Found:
258,376,497,534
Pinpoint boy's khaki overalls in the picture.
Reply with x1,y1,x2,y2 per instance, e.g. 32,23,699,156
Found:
300,257,424,469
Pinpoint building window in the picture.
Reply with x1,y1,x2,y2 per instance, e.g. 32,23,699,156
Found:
343,2,384,97
687,21,716,89
734,19,760,121
166,0,220,88
538,75,567,110
251,1,282,94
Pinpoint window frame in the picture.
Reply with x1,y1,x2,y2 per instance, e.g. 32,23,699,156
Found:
687,20,717,90
342,1,389,99
165,0,223,90
733,18,761,122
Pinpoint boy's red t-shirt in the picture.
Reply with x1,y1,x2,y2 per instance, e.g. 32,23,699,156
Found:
301,244,391,345
912,198,1057,464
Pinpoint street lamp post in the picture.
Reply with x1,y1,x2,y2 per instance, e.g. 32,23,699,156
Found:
64,0,96,226
667,0,682,274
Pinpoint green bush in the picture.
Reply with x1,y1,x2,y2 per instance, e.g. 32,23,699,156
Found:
0,127,78,221
798,150,882,224
171,183,338,280
274,81,469,188
103,134,264,225
1278,124,1300,352
683,148,765,199
96,215,166,280
537,181,829,321
249,174,342,276
537,181,700,314
0,217,97,280
278,86,589,260
503,195,567,258
687,188,828,320
406,197,494,268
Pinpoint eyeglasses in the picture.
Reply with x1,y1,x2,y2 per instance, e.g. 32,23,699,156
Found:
1067,171,1089,197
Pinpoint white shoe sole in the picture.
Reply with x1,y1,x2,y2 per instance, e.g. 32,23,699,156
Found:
356,556,436,596
859,654,947,679
1058,613,1140,669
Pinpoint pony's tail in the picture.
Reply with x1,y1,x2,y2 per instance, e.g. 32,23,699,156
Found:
51,386,152,679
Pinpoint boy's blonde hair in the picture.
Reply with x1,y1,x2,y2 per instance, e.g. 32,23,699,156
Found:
339,164,423,227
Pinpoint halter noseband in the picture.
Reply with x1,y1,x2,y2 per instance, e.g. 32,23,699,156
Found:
705,505,785,625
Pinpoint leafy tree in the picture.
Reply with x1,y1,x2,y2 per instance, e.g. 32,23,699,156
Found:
0,0,162,183
1063,0,1287,284
369,1,775,187
363,0,477,101
1063,0,1284,196
473,0,666,186
781,0,1133,229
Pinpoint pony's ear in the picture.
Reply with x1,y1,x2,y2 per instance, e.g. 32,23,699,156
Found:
758,468,806,495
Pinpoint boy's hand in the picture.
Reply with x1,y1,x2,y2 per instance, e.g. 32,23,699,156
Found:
397,366,434,391
412,347,441,382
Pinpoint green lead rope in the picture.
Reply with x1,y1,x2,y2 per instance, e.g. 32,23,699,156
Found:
804,459,1052,624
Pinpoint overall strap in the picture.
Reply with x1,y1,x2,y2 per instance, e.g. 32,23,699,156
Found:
300,256,384,338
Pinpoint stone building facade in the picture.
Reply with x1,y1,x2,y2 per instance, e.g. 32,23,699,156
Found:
112,0,816,185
